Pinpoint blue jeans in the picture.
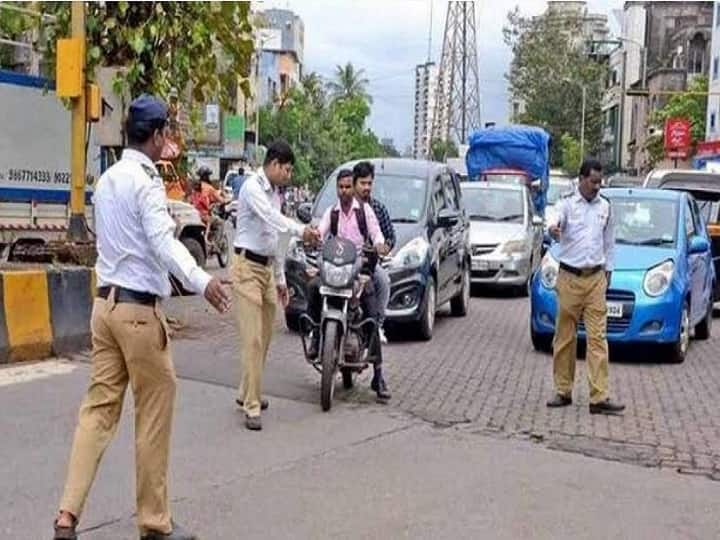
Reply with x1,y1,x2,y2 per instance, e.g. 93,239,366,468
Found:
373,265,390,326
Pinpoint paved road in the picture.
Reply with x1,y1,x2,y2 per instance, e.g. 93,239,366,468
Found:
143,264,720,482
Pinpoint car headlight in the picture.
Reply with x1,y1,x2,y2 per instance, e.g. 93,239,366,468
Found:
321,261,354,288
286,238,306,263
389,236,429,270
643,260,674,297
540,252,559,289
501,239,528,255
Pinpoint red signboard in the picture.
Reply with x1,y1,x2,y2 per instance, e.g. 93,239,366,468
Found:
664,118,692,159
696,139,720,157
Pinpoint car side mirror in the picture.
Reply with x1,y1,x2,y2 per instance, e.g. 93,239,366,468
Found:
437,208,460,228
296,202,313,224
531,215,543,227
688,235,710,254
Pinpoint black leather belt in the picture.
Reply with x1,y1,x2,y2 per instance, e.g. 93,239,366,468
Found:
235,247,271,266
97,286,158,305
559,262,602,277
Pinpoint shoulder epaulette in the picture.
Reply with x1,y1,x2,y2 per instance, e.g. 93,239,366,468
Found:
140,163,159,180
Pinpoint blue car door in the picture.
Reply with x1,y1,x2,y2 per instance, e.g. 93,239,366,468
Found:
691,197,713,309
685,198,708,322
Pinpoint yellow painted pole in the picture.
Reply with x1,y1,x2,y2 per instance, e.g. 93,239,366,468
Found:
68,0,88,242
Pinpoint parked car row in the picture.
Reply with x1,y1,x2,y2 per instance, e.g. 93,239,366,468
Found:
530,169,720,363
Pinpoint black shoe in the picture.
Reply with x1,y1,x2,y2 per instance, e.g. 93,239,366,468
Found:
245,414,262,431
53,518,77,540
546,394,572,407
371,375,392,402
140,521,197,539
589,398,625,415
236,398,269,410
306,334,319,359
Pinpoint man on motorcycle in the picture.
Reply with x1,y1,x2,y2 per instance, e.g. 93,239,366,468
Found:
305,169,391,402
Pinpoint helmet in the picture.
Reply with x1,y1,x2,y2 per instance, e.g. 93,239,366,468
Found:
197,166,212,180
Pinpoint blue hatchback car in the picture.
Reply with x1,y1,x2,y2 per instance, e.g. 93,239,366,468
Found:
530,187,715,363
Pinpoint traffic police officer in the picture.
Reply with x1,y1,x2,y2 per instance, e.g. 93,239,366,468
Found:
53,95,231,540
546,159,625,416
232,140,319,431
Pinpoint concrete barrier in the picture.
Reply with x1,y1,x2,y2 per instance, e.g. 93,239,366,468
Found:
0,266,93,363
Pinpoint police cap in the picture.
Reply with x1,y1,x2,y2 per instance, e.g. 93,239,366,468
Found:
127,94,168,127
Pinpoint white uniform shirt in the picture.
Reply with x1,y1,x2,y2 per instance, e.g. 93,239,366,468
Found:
549,189,615,271
233,167,304,286
94,149,212,297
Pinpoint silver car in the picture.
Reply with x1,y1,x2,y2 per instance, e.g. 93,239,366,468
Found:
461,182,544,293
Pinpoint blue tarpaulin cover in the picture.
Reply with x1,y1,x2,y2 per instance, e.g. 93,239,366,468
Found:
465,124,551,214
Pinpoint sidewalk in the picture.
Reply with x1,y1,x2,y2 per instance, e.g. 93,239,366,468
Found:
2,360,719,539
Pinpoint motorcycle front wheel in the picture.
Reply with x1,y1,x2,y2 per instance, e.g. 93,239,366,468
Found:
321,320,340,411
216,227,230,268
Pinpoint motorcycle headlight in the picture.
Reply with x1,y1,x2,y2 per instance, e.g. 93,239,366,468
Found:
389,236,429,270
286,238,306,263
643,260,674,297
540,252,559,289
501,239,528,255
321,261,354,288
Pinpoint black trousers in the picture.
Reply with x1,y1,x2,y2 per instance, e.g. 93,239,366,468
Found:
306,276,383,366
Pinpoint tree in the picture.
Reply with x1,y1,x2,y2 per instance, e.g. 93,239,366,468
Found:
34,2,253,109
430,138,459,162
503,7,605,166
327,62,371,103
559,133,581,176
645,75,709,167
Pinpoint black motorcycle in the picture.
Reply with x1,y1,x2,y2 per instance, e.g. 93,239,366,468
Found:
299,237,378,411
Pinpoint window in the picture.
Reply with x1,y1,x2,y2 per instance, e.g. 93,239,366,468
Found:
685,201,697,238
714,57,719,80
716,3,720,26
432,176,448,215
711,112,716,132
442,172,461,210
689,33,706,74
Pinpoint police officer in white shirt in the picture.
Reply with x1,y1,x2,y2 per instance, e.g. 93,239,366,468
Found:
232,140,320,431
53,95,230,540
546,159,625,416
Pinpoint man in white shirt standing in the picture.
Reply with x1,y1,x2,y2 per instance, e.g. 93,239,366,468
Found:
233,140,320,431
53,95,231,540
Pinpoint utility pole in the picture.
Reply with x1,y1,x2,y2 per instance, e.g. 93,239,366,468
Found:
580,85,586,160
67,1,89,242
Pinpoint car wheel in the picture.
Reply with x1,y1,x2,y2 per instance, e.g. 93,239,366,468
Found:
668,302,690,363
694,297,713,340
416,276,436,341
450,265,470,317
530,316,552,352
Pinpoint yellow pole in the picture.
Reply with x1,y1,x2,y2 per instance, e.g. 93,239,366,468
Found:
68,0,88,242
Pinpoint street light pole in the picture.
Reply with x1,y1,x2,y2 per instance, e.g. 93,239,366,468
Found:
580,85,586,160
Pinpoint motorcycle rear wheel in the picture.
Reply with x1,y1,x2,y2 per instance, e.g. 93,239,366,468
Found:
321,321,340,411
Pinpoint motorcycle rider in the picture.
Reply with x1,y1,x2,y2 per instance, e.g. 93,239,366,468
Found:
352,161,395,344
190,166,228,241
305,169,392,402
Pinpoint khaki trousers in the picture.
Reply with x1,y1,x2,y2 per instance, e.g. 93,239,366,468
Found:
59,293,175,535
232,253,277,417
552,268,609,404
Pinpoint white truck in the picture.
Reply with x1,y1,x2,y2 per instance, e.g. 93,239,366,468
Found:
0,70,98,261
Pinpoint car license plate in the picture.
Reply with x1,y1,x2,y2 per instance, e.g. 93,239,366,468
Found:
607,302,623,318
472,260,489,271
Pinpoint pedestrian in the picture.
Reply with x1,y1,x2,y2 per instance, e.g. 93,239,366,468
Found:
52,94,231,540
546,158,625,416
233,139,320,430
352,160,395,343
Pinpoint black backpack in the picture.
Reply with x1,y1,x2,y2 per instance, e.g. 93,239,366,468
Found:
329,205,377,272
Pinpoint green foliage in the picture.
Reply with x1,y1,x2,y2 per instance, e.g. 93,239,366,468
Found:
504,6,605,165
559,134,581,176
35,2,253,109
430,138,459,162
0,3,36,67
260,68,387,192
327,62,371,103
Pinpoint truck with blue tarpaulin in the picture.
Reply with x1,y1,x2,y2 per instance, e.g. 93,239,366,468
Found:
464,124,551,216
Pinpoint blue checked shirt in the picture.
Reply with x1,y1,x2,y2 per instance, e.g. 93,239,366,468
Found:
369,197,396,249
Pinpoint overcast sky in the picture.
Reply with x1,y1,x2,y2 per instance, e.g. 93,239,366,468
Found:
257,0,623,152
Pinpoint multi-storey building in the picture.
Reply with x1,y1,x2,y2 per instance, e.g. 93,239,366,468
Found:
413,62,438,160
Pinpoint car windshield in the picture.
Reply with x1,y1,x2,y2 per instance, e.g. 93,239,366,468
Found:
610,197,678,247
547,181,573,205
313,174,428,222
462,187,525,223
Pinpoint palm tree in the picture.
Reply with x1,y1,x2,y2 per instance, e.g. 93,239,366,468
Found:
301,72,326,107
327,62,372,103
